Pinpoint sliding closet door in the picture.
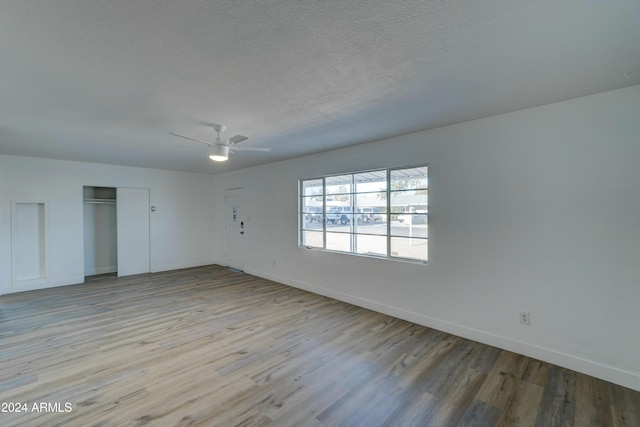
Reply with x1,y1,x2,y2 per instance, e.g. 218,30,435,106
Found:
116,187,150,277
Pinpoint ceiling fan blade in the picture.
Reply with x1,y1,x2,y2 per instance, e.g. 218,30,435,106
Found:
228,135,248,145
168,132,211,146
230,146,272,152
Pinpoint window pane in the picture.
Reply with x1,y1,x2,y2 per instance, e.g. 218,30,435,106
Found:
391,167,428,190
390,192,428,211
355,234,387,256
326,194,352,207
355,192,386,209
302,215,323,230
302,231,324,248
391,214,428,237
326,175,352,196
301,196,322,211
326,232,352,252
302,179,324,197
354,170,387,193
390,237,428,262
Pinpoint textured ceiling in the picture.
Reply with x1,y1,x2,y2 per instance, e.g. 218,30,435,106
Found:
1,0,639,174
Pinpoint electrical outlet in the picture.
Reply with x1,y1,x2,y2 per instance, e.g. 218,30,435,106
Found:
520,311,531,326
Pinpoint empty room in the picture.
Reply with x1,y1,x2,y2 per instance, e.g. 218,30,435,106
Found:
1,1,639,426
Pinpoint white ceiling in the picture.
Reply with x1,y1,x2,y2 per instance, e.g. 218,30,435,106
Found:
1,1,639,174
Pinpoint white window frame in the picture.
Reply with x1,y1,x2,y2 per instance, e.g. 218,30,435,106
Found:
299,165,428,264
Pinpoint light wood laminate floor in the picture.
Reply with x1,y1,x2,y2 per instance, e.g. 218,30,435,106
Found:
0,265,638,426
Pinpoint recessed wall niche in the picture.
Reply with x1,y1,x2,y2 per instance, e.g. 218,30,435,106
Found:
11,201,47,285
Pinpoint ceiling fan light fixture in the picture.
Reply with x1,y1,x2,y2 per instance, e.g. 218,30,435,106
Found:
170,122,269,163
209,144,229,162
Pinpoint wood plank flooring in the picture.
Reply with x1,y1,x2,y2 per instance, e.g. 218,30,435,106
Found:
0,265,638,426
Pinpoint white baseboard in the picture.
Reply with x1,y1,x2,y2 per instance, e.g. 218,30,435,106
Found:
245,267,640,392
4,276,86,295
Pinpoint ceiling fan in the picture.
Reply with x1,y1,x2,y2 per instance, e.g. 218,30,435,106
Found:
169,123,271,162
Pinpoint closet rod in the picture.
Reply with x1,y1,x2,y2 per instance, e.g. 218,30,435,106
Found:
83,198,116,205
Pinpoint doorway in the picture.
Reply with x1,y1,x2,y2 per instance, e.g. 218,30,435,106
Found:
225,188,245,271
83,187,117,276
83,186,150,277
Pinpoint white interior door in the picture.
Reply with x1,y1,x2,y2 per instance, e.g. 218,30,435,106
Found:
117,187,150,276
225,188,244,271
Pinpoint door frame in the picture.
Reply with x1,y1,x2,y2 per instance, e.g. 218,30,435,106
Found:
224,187,245,271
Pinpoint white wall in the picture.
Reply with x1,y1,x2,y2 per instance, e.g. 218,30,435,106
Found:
212,85,640,391
0,156,217,294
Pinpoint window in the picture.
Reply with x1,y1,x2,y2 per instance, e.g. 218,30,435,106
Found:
299,165,428,263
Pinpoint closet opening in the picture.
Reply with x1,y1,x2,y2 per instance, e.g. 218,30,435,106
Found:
83,186,117,277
